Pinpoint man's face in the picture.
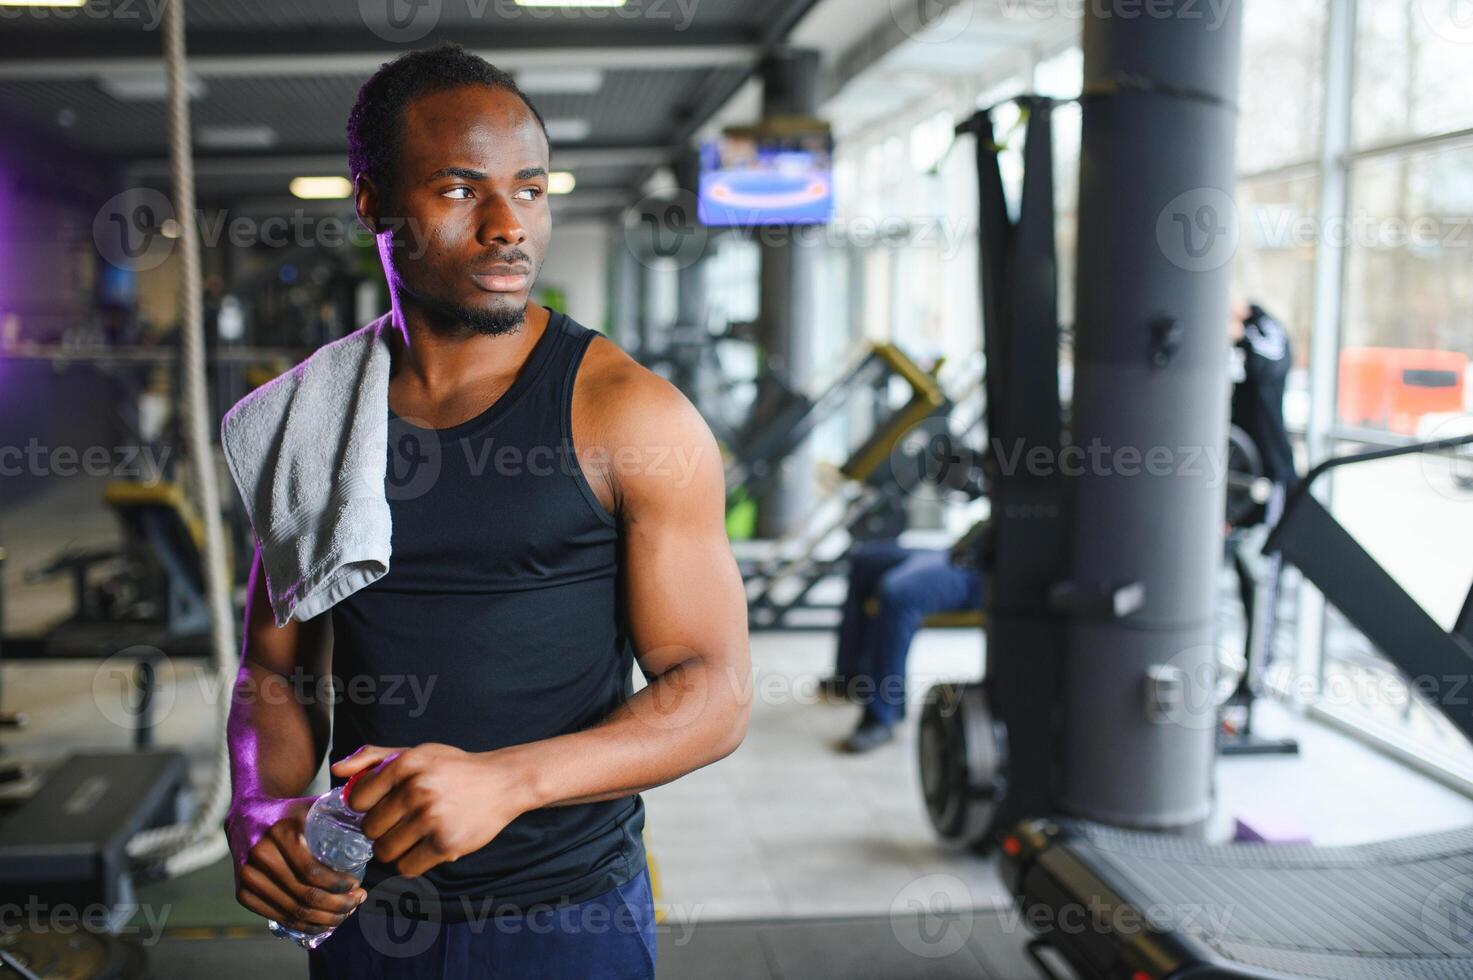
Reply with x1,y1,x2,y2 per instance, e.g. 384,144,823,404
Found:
365,84,551,335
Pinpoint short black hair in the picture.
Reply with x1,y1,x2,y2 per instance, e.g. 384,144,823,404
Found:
346,42,548,194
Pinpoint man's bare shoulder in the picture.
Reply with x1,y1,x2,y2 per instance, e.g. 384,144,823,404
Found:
577,335,705,443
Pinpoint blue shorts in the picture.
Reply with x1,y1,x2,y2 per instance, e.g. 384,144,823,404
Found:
307,868,656,980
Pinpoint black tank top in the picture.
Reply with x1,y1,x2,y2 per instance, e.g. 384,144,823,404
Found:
329,311,645,917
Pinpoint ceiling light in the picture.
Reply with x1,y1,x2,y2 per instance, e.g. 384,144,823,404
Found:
515,69,605,94
198,125,279,150
97,69,206,102
548,172,577,195
290,176,353,200
544,118,591,142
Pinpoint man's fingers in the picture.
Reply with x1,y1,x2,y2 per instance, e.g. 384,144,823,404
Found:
342,752,406,813
238,863,349,930
236,885,297,927
395,838,449,879
371,811,429,866
359,781,416,841
332,745,401,780
253,838,361,917
273,822,361,896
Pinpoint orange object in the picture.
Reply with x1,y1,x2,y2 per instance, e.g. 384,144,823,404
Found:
1338,347,1467,435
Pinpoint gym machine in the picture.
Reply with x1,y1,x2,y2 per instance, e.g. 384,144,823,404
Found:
726,341,946,518
742,345,968,629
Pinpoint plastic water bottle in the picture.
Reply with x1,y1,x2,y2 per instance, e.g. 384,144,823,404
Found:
268,776,373,950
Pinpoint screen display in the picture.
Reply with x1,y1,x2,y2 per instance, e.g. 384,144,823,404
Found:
698,122,834,227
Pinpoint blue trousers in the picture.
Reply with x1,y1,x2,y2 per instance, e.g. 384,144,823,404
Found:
834,540,983,726
307,868,656,980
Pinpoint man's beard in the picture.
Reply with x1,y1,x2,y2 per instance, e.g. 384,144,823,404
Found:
401,281,528,337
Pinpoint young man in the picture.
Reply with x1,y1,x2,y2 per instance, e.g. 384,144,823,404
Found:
223,44,750,979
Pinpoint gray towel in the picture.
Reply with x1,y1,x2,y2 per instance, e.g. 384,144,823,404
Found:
220,312,394,627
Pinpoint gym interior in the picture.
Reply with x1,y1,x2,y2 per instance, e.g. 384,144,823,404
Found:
2,0,1473,978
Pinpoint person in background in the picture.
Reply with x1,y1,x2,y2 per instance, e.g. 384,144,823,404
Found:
1229,294,1297,510
819,520,988,753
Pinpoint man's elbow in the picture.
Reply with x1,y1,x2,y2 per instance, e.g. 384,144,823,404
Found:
711,689,752,762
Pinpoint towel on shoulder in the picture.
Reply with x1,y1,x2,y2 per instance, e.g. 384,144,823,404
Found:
219,312,394,627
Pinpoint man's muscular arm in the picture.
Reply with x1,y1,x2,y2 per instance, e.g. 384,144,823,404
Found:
337,361,751,878
225,547,367,931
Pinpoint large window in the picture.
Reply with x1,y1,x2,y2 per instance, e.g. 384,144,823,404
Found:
1308,0,1473,780
1237,0,1327,173
1354,0,1473,148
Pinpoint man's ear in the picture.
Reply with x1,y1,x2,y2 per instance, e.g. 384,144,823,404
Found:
354,174,383,236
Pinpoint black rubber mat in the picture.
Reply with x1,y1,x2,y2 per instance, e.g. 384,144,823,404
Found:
146,909,1042,979
1056,819,1473,979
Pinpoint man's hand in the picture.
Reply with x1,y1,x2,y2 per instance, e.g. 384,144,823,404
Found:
226,796,367,934
332,743,533,878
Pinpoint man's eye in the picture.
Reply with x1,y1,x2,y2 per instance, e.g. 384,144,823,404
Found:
444,186,473,200
516,188,542,202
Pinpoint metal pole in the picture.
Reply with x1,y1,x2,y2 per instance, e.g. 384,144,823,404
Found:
754,48,821,538
1059,0,1244,830
1299,0,1358,695
671,149,707,402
